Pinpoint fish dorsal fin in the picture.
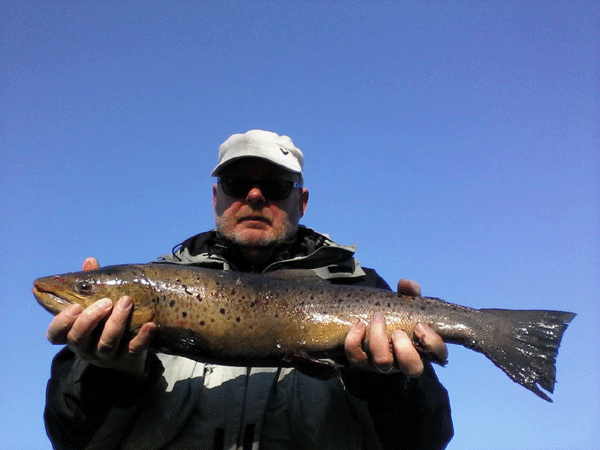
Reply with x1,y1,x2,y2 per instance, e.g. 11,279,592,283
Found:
264,269,327,283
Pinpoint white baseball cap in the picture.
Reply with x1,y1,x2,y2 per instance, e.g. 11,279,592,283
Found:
211,129,304,176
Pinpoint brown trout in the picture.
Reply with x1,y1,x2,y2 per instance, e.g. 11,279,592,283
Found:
33,263,575,401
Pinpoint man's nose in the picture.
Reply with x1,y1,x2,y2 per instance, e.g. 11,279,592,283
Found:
246,186,266,204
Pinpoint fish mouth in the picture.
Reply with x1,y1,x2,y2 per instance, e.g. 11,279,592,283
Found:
32,284,73,315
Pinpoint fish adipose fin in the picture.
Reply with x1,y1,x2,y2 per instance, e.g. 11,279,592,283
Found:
476,309,576,402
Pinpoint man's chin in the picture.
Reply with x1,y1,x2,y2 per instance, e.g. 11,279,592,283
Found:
230,229,279,248
216,220,298,249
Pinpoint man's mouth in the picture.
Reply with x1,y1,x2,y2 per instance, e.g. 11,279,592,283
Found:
239,216,271,225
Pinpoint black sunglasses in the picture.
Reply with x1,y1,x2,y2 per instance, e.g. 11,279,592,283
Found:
218,176,303,201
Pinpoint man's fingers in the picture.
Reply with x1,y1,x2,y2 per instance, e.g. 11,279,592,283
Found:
129,322,158,356
95,297,132,359
46,304,83,344
397,279,421,296
65,298,113,351
344,321,368,365
414,323,448,365
82,257,100,272
392,329,424,377
44,281,153,376
368,313,394,371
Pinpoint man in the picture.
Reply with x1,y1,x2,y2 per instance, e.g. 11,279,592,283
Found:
45,130,453,449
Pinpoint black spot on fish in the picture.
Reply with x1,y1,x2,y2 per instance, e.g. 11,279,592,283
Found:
182,312,187,318
236,317,241,322
169,300,175,307
375,301,381,306
220,308,226,315
420,306,427,311
200,320,205,326
387,302,391,308
196,294,202,302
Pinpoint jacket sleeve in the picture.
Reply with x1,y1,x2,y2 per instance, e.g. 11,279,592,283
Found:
339,267,454,450
44,348,162,450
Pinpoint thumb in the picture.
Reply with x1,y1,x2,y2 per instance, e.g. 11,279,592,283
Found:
82,257,100,272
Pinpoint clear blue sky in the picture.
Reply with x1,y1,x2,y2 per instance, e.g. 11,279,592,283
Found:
1,2,598,449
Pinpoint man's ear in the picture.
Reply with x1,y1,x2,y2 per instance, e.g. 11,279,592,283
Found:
298,188,309,218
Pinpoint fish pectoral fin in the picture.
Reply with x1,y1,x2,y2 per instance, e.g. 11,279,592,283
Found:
131,305,156,328
151,326,211,360
285,350,343,380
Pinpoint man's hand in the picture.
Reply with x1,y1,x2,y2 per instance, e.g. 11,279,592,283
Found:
46,257,157,377
344,279,448,377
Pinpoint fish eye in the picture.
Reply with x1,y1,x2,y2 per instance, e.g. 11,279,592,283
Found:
76,281,93,295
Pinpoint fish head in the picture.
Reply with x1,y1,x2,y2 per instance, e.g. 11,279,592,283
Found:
32,265,157,327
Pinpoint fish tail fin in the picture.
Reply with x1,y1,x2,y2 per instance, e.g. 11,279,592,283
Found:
476,309,575,402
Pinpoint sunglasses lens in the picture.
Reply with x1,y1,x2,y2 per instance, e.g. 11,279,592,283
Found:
220,177,294,201
221,178,252,197
261,180,293,200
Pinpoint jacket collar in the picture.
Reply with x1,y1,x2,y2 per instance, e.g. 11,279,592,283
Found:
161,226,365,279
